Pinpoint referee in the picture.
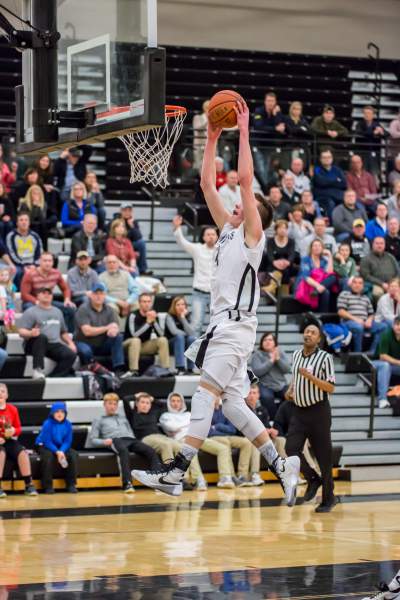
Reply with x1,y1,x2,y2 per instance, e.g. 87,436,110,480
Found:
286,323,339,513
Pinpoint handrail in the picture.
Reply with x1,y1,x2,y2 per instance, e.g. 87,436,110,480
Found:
183,202,199,241
260,272,282,342
367,42,382,120
353,353,376,439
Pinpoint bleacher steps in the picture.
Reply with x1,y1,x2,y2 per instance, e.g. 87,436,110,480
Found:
346,465,400,481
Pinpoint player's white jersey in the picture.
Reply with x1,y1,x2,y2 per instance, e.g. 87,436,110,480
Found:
210,222,265,318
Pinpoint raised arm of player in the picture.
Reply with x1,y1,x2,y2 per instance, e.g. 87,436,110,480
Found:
200,123,231,230
235,101,264,248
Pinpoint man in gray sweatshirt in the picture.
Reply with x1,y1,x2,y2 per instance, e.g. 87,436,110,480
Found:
331,190,368,241
360,237,400,301
88,393,161,492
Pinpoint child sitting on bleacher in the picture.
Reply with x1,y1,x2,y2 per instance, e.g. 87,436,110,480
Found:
35,401,78,494
0,264,16,331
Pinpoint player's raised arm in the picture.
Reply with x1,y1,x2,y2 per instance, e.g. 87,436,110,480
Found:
200,123,231,230
235,102,264,248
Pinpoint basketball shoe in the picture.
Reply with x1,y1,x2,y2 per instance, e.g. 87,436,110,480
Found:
362,571,400,600
271,455,300,507
132,453,190,496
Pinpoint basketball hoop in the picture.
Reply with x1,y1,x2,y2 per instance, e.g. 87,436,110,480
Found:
100,105,187,189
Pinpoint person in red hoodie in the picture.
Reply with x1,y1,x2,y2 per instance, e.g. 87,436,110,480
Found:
0,383,37,497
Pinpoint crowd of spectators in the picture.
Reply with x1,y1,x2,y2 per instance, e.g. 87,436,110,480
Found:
1,93,400,493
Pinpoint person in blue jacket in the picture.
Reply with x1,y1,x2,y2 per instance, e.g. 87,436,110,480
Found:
35,402,78,494
61,181,97,237
365,202,388,242
312,148,346,220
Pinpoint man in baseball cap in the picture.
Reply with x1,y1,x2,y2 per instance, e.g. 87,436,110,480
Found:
67,251,100,306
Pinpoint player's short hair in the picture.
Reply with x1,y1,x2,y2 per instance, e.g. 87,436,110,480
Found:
256,195,273,230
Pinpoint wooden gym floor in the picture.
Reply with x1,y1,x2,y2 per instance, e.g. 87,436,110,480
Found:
0,480,399,598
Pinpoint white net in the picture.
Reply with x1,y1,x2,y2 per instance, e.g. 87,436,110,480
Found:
119,107,187,188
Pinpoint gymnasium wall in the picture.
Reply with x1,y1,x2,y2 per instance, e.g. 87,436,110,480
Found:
158,0,400,59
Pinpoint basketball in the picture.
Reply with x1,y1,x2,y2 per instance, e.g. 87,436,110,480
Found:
207,90,244,128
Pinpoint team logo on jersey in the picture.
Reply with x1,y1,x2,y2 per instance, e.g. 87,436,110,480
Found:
215,230,236,265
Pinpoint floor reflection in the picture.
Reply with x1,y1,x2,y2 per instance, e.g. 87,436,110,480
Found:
0,561,399,598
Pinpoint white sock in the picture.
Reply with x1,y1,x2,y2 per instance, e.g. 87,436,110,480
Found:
259,440,280,467
180,443,198,462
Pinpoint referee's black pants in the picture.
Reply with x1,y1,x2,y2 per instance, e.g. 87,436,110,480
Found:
285,401,334,504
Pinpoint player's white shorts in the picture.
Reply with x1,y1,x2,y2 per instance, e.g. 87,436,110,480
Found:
185,311,257,396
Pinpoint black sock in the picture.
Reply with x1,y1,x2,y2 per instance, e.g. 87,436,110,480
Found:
23,476,32,486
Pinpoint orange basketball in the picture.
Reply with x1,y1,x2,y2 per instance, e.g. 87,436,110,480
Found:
207,90,244,128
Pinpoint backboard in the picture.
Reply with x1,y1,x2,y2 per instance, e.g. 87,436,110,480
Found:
15,0,165,154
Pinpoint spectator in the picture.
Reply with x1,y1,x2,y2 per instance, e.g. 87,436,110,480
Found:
268,186,290,221
35,402,78,494
355,105,386,144
123,393,195,488
19,184,57,246
70,213,105,272
54,146,93,200
300,216,337,257
355,105,386,174
84,171,106,231
250,332,290,418
375,316,400,406
365,203,388,242
218,170,241,213
215,156,226,189
343,219,370,265
209,400,254,486
260,219,296,296
34,155,60,216
388,112,400,159
11,167,41,207
124,293,170,377
192,99,210,171
346,155,378,211
388,155,400,188
0,265,16,331
20,252,76,333
116,202,149,275
288,204,314,252
164,296,195,374
385,217,400,262
0,238,15,275
88,393,161,493
333,242,357,290
312,148,347,219
159,392,237,490
74,282,130,378
0,183,15,241
331,189,367,242
311,105,349,141
6,213,43,288
252,91,286,191
337,275,386,353
244,384,272,485
300,190,321,223
296,239,336,312
287,157,311,195
173,215,216,337
376,277,400,327
284,101,311,138
99,254,139,319
0,383,37,497
106,219,137,276
386,180,400,220
67,250,99,306
18,288,77,379
0,145,16,194
61,181,97,237
360,236,400,301
281,172,300,205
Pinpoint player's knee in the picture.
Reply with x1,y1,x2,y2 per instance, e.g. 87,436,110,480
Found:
222,394,265,441
186,386,216,440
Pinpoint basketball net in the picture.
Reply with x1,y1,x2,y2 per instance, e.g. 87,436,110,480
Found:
119,106,187,189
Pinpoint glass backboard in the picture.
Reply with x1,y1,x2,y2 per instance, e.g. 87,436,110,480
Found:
16,0,165,153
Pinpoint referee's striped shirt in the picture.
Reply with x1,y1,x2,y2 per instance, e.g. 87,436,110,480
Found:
292,347,335,407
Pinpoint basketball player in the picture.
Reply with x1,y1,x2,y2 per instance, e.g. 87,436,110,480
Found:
132,101,300,503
